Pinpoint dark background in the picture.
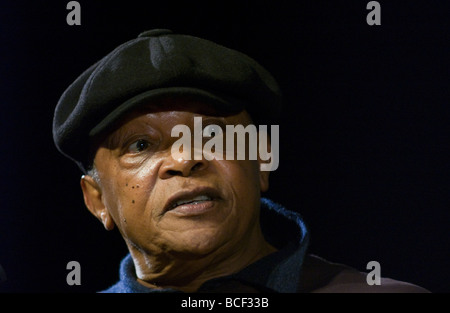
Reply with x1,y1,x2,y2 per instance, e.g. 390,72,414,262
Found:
0,1,449,293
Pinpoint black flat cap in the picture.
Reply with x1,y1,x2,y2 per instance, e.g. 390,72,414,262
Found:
53,29,282,173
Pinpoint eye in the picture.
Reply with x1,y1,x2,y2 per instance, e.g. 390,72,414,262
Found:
203,124,223,137
128,139,150,153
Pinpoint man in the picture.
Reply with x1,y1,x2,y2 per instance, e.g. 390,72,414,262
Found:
53,29,429,293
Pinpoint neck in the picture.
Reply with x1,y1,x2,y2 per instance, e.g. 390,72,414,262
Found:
129,226,277,292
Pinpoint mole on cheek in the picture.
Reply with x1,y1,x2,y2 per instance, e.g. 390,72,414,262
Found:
132,200,135,204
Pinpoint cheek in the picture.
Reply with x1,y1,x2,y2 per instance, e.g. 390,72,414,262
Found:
101,160,162,237
215,159,262,217
212,160,262,240
219,159,261,192
112,183,161,249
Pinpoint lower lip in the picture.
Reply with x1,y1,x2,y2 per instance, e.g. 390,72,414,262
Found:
168,200,216,216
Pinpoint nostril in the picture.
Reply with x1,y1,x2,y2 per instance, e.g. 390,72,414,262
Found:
167,169,182,176
191,162,204,172
160,159,208,179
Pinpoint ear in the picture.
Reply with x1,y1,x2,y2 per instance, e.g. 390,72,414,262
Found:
80,175,115,230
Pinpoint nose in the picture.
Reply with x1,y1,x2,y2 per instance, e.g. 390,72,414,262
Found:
158,154,209,179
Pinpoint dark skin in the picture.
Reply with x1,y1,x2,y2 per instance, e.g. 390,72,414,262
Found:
80,97,276,292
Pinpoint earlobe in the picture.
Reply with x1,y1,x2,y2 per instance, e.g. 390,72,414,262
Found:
99,209,115,231
80,175,115,230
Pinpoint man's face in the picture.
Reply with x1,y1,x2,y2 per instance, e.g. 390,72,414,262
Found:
82,98,270,259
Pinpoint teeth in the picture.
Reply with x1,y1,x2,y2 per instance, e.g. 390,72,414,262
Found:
173,195,212,208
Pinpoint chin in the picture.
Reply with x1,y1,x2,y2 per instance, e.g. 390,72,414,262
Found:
172,229,229,256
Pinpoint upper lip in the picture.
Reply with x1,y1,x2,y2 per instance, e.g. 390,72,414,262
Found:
163,186,221,214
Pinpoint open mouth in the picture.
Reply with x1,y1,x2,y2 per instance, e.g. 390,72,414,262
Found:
170,195,213,209
163,187,221,216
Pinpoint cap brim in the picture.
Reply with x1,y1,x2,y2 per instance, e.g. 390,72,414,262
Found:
89,87,245,138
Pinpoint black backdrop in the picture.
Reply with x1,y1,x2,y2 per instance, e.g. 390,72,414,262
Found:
0,1,449,293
